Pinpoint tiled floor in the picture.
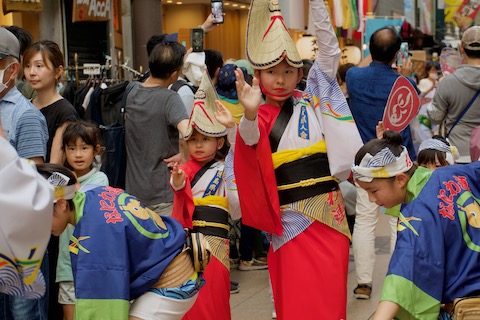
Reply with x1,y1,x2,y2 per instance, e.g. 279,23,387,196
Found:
230,213,394,320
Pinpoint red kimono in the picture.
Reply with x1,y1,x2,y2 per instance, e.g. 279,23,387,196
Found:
172,159,233,320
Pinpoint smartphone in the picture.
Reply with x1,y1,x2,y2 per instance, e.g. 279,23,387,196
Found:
211,0,224,24
191,28,204,52
397,42,409,66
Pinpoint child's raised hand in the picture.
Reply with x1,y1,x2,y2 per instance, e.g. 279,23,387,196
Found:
235,68,262,121
214,100,235,128
171,162,186,189
376,121,385,139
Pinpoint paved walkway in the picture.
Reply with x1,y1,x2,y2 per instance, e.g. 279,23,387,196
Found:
230,213,393,320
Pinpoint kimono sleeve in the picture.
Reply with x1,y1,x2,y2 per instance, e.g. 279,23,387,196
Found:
0,137,52,298
381,195,445,319
71,197,130,320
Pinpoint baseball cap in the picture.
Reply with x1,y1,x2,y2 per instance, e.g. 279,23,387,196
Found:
0,27,20,60
216,64,248,100
461,26,480,51
234,59,254,78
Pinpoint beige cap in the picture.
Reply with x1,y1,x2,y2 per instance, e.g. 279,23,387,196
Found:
185,71,226,140
246,0,303,70
462,26,480,51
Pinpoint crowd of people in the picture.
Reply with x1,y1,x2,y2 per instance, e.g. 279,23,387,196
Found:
1,0,480,319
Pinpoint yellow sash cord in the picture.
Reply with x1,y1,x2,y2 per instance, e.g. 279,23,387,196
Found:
272,141,338,190
272,140,327,169
193,195,228,211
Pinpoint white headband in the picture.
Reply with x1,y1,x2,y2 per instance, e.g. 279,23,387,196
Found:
418,138,451,154
418,138,457,165
48,172,76,201
352,147,413,182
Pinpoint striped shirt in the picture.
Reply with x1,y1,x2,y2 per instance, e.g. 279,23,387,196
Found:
0,87,48,159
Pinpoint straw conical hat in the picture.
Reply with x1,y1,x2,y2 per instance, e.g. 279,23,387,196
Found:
185,71,226,140
246,0,303,70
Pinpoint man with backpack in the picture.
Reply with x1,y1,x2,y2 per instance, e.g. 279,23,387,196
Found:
124,41,190,217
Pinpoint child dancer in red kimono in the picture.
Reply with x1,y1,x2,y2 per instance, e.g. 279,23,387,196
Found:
233,0,363,318
171,72,239,320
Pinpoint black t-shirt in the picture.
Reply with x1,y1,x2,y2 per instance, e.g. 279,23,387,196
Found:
40,98,79,162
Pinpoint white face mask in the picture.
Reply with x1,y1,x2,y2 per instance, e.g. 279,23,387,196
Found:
0,63,13,95
429,72,438,80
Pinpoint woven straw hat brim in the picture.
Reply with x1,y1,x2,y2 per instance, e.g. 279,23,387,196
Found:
246,0,303,70
185,72,227,140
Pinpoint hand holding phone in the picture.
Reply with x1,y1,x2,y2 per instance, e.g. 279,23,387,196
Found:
191,28,204,52
397,42,409,66
211,0,224,24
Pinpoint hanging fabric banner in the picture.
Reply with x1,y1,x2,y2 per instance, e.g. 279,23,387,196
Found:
3,0,43,14
73,0,111,23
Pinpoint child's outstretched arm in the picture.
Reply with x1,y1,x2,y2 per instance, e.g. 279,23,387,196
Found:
170,162,186,190
215,100,237,148
214,100,235,129
311,0,341,80
235,67,262,146
235,68,262,121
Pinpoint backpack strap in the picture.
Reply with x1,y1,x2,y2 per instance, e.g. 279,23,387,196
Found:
171,79,197,94
119,81,139,125
446,90,480,139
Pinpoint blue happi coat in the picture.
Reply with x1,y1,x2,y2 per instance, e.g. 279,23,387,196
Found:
381,162,480,319
70,186,186,320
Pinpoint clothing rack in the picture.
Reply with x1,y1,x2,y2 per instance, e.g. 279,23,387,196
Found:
66,52,141,88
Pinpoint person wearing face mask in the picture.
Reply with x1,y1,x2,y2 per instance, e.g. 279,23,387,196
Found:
410,61,440,148
0,27,49,320
0,27,48,164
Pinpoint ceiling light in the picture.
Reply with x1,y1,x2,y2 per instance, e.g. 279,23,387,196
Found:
232,3,238,7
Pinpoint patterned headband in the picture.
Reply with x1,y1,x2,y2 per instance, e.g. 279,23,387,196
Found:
352,147,413,182
418,138,451,154
47,172,76,201
418,138,457,165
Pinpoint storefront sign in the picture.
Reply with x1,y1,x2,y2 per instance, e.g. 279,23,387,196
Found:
2,0,43,14
73,0,111,23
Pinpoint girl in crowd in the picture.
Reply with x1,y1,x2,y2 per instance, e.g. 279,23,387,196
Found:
23,38,79,319
56,120,108,320
23,40,78,164
417,135,457,171
171,72,239,320
352,130,480,320
233,0,362,318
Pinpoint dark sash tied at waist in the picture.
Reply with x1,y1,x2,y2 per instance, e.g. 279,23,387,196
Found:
192,206,229,239
275,153,339,205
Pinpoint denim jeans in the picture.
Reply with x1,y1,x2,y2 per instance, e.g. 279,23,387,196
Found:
0,252,49,320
